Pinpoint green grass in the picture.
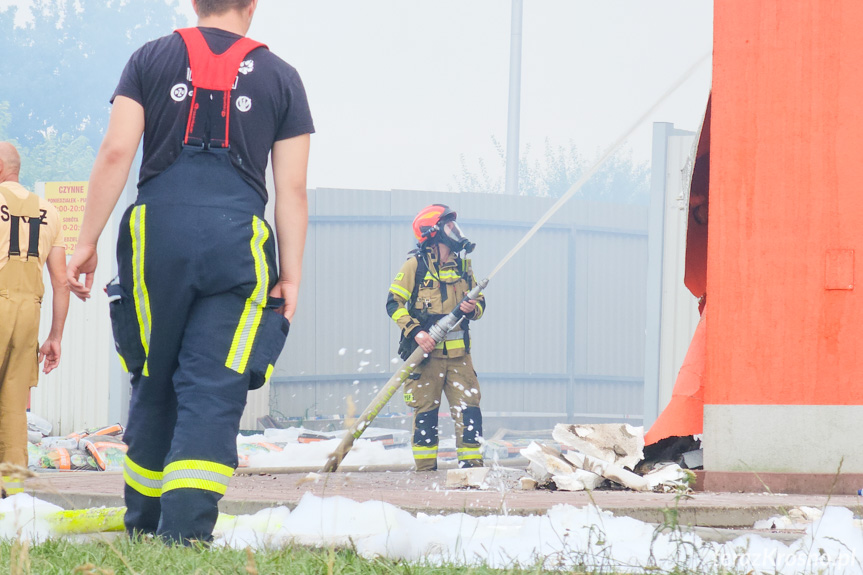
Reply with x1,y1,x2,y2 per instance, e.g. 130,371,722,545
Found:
0,537,565,575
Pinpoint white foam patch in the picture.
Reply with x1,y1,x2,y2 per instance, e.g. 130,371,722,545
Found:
209,496,863,572
237,427,413,469
0,494,64,541
3,493,863,572
242,439,411,469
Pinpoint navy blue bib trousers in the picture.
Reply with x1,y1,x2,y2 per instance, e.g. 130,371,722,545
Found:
113,147,288,543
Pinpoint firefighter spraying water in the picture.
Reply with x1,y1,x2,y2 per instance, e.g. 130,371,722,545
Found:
322,54,708,473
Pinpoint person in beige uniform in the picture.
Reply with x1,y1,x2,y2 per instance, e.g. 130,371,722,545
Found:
387,204,486,471
0,142,68,495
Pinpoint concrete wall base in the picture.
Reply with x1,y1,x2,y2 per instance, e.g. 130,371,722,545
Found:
704,405,863,473
702,471,863,495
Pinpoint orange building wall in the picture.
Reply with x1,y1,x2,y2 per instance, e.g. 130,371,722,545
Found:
708,1,863,406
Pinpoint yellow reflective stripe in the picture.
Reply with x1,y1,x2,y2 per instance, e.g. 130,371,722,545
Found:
123,457,163,498
125,456,164,480
457,447,482,460
435,339,466,350
391,308,409,321
117,353,128,373
265,364,274,383
413,453,438,460
124,469,161,498
389,284,411,299
162,478,229,495
130,205,152,377
226,217,269,373
164,459,233,477
474,302,483,316
424,272,460,280
412,446,438,460
162,459,233,495
2,476,22,494
458,453,483,460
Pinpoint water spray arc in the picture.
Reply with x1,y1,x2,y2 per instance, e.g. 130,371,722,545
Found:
322,54,709,473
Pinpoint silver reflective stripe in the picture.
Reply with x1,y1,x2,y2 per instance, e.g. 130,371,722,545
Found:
124,461,162,492
445,330,464,341
163,468,231,488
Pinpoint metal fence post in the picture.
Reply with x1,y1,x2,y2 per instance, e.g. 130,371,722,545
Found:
642,122,673,430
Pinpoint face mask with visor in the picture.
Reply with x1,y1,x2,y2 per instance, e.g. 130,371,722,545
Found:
439,220,475,254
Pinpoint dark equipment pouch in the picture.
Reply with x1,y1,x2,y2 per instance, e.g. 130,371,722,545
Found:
105,278,146,374
398,306,436,361
247,297,291,390
396,308,445,361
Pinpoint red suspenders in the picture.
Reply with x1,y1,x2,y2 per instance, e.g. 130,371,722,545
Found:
175,28,266,148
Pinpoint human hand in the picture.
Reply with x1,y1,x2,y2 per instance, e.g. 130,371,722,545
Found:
67,243,98,301
459,299,477,315
414,331,435,354
270,280,299,322
38,338,61,374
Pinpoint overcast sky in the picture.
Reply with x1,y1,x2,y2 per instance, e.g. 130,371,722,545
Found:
4,0,714,193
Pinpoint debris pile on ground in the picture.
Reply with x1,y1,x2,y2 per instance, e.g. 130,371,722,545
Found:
519,423,694,492
27,424,126,471
640,434,702,471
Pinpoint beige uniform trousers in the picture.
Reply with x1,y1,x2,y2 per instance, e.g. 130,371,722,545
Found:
0,191,44,469
404,353,482,471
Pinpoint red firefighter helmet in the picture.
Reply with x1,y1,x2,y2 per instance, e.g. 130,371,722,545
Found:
412,204,457,244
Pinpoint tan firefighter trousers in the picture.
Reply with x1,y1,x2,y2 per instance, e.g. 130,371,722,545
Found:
403,354,483,471
0,191,44,468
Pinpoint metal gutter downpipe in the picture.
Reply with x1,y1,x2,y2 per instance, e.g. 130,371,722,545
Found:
504,0,523,196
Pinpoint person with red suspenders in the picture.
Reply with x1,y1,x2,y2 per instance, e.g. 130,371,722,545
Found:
67,0,313,544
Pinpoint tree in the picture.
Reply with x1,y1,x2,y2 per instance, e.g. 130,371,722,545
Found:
451,137,650,205
0,0,183,146
0,102,9,139
0,0,185,188
0,100,97,188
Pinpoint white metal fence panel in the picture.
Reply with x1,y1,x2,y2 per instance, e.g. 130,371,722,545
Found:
32,214,115,435
263,188,650,432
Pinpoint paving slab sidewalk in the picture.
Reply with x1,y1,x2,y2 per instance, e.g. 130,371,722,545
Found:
21,469,863,530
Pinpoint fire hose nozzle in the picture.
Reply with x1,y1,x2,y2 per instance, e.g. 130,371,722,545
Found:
428,278,490,344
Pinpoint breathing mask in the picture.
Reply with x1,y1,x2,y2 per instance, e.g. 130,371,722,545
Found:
439,220,475,254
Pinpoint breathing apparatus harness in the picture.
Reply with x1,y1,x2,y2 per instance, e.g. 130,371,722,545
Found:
397,239,476,360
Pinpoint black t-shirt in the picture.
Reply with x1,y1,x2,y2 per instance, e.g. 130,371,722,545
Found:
112,27,314,202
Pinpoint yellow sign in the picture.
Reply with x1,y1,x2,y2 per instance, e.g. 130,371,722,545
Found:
44,182,87,253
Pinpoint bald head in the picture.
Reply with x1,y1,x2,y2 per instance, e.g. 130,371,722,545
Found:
0,142,21,183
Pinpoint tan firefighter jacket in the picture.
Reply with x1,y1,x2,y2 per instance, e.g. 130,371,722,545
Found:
386,249,485,359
